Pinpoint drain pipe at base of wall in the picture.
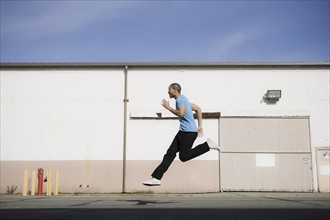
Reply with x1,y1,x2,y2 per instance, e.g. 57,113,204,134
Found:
122,65,129,193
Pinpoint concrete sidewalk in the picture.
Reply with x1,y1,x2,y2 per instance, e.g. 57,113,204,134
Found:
1,192,329,219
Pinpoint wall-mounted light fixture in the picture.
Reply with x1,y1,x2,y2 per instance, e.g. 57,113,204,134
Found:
263,90,281,104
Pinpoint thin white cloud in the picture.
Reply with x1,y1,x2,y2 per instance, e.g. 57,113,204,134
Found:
209,27,264,59
1,1,137,38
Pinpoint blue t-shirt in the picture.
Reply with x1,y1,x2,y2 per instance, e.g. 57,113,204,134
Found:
176,95,197,132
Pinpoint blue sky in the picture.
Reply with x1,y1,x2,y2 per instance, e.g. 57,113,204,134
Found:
1,0,329,62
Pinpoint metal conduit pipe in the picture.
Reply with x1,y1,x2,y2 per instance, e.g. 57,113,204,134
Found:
122,65,129,193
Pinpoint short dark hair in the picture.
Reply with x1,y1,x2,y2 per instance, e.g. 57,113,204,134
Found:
169,83,181,93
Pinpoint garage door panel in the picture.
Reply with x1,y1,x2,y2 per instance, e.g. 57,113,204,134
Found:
220,118,310,152
220,117,312,191
221,153,312,191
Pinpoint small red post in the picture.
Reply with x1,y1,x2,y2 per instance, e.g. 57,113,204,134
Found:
37,168,44,196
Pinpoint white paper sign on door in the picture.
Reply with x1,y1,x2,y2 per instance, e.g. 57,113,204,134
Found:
256,154,275,167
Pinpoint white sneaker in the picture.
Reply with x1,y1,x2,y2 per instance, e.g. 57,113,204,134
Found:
207,138,220,151
143,177,161,186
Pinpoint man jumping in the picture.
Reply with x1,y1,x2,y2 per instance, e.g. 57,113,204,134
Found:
143,83,220,186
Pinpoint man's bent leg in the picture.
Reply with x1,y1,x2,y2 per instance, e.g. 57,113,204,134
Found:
179,142,210,162
178,132,210,162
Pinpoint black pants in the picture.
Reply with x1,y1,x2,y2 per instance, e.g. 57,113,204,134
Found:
151,131,210,180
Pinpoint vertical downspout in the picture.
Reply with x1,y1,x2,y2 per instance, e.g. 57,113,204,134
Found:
218,116,222,192
122,65,129,193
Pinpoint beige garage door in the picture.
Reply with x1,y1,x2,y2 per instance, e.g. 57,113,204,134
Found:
220,117,312,192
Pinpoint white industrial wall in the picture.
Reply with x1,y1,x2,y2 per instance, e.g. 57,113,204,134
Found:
126,67,329,192
127,67,329,152
0,65,329,193
1,69,124,161
0,69,126,193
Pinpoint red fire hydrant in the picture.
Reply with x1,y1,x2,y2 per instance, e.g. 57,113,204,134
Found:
37,168,44,195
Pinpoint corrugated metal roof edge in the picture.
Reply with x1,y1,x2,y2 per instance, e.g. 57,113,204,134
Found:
0,62,329,69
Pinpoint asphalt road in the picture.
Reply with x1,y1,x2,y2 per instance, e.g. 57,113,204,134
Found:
1,192,329,220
